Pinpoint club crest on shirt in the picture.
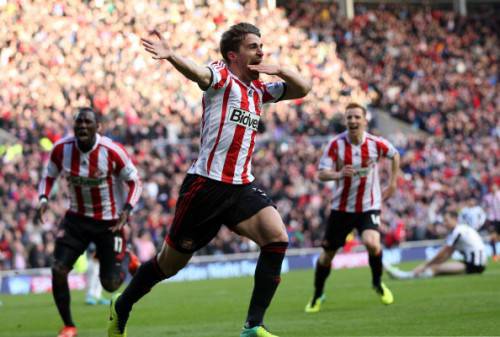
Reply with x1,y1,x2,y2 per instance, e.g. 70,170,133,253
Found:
227,107,260,131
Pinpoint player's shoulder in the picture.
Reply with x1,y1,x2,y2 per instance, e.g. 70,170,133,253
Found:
99,136,128,154
209,60,227,70
53,135,75,148
366,132,389,143
454,224,471,234
329,131,348,144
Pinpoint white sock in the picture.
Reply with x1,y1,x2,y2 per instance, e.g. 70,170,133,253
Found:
385,264,414,280
416,268,434,279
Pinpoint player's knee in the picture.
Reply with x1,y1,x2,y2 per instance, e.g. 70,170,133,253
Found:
157,262,182,278
100,276,122,292
364,241,381,255
51,261,70,278
275,231,289,244
319,249,336,265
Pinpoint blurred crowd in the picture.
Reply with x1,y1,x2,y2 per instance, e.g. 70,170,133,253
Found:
0,1,498,270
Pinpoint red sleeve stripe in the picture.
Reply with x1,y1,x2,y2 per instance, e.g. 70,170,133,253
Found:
125,180,142,207
328,140,338,162
211,61,229,89
376,139,389,158
262,86,275,103
39,176,55,197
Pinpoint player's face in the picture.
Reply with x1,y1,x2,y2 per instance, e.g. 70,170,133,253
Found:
236,34,263,80
74,111,97,145
345,108,367,136
444,213,456,229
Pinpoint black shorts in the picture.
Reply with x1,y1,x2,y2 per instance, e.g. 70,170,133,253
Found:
166,174,274,253
322,210,381,251
465,262,486,274
54,212,126,279
487,220,500,235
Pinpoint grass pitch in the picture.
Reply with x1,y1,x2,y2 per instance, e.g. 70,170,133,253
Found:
1,261,499,337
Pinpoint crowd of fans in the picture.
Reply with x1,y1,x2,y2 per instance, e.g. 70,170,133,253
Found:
0,1,498,270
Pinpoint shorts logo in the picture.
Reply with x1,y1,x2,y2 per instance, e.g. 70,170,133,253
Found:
228,107,260,131
180,238,195,251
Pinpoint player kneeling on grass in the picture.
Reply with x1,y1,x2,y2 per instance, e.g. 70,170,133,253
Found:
384,209,487,280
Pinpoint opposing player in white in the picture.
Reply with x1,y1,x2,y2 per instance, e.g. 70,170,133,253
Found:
385,209,487,279
458,198,487,231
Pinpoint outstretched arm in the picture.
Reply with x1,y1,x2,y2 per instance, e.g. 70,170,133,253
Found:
414,245,454,275
248,64,311,100
141,31,212,89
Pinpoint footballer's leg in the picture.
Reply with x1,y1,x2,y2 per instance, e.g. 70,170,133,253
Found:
305,249,336,313
362,229,393,305
305,210,351,313
96,229,128,293
233,205,288,337
109,243,191,337
53,214,90,337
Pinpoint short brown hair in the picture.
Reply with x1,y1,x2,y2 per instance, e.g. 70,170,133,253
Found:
345,102,367,116
220,23,260,63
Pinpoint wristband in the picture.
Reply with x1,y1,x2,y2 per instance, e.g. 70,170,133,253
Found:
39,196,48,205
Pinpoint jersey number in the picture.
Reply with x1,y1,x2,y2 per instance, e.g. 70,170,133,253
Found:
371,214,381,226
114,237,123,254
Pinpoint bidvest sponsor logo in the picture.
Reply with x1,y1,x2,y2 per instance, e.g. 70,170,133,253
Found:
228,107,260,131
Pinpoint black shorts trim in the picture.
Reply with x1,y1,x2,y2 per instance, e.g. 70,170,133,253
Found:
166,174,274,253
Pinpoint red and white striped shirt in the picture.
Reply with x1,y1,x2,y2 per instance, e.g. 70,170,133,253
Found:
38,134,142,221
188,61,286,184
319,131,398,213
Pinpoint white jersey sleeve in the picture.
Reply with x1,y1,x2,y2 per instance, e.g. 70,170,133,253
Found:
261,82,286,104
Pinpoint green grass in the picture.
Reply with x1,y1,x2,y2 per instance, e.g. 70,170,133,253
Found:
1,261,499,337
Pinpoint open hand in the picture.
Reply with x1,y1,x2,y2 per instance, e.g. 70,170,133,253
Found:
141,30,172,60
109,210,129,233
341,165,356,178
247,64,281,75
34,203,48,225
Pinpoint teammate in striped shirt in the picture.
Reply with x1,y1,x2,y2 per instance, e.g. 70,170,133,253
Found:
305,102,400,313
108,23,311,337
35,107,142,337
483,184,500,261
384,209,487,279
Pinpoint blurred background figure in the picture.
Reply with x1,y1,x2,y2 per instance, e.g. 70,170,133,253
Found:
482,184,500,261
84,244,110,306
385,209,487,279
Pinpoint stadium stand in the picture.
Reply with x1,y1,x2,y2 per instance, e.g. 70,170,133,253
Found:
0,1,498,270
